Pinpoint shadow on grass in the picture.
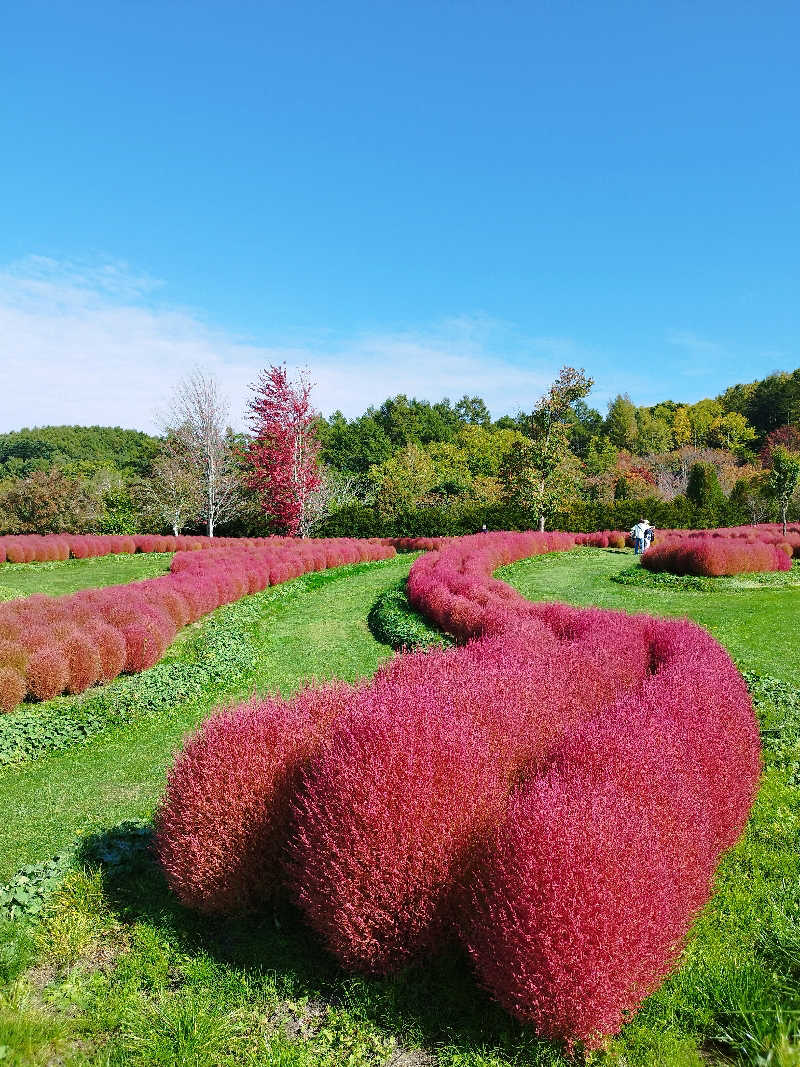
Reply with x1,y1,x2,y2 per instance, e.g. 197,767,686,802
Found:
76,822,567,1066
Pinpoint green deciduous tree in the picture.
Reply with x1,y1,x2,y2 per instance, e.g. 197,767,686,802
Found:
454,395,492,426
709,411,757,452
502,366,593,530
768,446,800,535
635,410,674,454
605,394,638,450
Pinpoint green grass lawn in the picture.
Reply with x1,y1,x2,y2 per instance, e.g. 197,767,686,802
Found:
1,548,798,1066
0,553,173,600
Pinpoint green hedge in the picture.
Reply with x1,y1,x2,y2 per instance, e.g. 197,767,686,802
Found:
316,498,752,539
367,581,454,650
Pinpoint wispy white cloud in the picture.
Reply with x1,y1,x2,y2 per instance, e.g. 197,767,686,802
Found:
0,256,575,432
667,329,724,358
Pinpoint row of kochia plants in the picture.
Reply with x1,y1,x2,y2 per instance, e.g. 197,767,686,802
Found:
155,530,761,1049
3,521,799,574
0,523,784,1046
0,537,397,713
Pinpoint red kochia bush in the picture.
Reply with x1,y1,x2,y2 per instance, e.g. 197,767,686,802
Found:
462,618,759,1047
643,536,792,576
156,529,761,1048
156,682,356,914
0,667,26,713
289,697,507,973
156,697,318,914
25,648,70,702
286,613,654,977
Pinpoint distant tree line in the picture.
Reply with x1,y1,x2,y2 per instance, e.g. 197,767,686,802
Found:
1,366,799,537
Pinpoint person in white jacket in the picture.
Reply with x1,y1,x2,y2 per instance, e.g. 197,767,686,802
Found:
630,519,650,555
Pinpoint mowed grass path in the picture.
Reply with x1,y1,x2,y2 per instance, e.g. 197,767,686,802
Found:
0,552,173,599
499,547,800,685
0,554,413,879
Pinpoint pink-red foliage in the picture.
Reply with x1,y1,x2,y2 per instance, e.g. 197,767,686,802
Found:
0,667,26,713
25,647,70,702
0,640,29,673
288,695,507,973
156,530,761,1048
242,365,323,536
156,696,318,914
643,536,792,576
461,618,758,1047
0,536,396,712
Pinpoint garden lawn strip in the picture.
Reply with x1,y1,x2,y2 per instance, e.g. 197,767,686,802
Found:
0,552,173,600
0,554,412,880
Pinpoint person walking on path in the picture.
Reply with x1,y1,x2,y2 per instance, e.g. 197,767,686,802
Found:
631,518,650,555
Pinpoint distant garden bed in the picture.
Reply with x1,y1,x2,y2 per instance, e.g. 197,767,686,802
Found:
613,561,800,592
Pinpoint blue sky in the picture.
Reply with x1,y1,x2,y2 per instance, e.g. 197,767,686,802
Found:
1,1,798,431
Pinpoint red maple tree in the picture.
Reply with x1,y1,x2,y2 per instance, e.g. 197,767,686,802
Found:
760,424,800,468
243,365,322,536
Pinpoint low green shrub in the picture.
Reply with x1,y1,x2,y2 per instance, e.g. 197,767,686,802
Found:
367,581,454,650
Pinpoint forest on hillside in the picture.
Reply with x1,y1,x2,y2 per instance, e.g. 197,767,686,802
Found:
1,366,799,537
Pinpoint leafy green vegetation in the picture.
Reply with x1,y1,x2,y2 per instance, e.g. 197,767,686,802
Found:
1,547,799,1064
367,578,454,650
0,425,160,480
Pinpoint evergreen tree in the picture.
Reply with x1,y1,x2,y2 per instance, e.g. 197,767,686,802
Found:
768,446,800,535
686,461,726,514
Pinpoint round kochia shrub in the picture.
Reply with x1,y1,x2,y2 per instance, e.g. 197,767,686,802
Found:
643,536,792,577
156,683,356,914
156,696,318,914
289,697,507,973
156,531,761,1049
0,667,26,713
461,620,759,1046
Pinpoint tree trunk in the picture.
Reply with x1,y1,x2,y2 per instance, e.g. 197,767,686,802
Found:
539,514,545,532
782,504,787,538
207,458,215,538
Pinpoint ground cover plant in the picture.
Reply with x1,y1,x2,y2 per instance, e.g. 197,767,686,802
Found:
1,534,797,1065
367,580,455,650
156,532,762,1050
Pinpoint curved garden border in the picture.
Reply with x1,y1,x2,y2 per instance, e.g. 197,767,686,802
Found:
155,531,762,1049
